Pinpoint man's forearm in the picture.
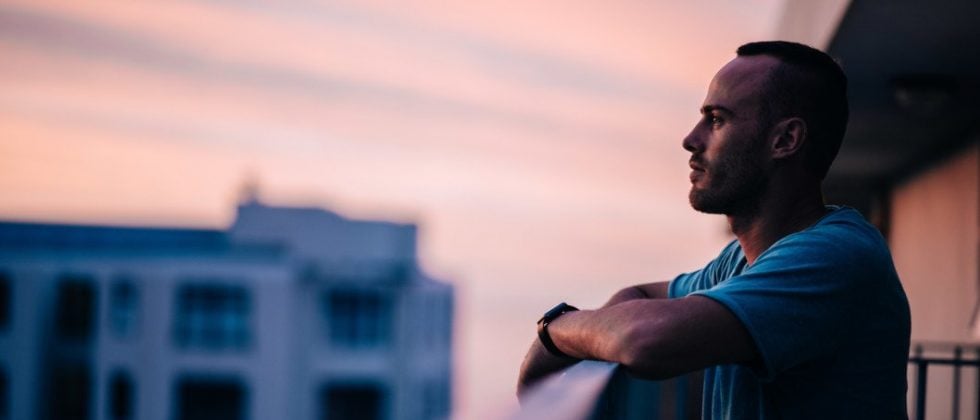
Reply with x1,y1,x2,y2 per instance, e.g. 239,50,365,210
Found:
543,306,633,363
602,281,671,307
517,280,674,397
543,296,756,380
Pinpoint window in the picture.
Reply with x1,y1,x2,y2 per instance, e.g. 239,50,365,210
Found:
109,279,138,337
323,289,392,349
173,284,250,351
175,378,245,420
48,363,91,420
55,276,96,341
320,383,385,420
107,370,134,420
439,296,453,348
0,366,7,420
0,273,9,331
423,294,453,351
422,379,449,420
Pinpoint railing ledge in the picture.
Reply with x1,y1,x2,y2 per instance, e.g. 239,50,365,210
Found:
510,361,619,420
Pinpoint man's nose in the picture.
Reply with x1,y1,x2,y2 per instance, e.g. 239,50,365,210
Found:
682,128,702,153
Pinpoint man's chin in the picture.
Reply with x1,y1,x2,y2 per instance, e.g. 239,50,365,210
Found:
689,190,727,215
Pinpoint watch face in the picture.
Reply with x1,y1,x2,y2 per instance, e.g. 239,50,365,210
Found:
544,303,570,319
539,302,576,324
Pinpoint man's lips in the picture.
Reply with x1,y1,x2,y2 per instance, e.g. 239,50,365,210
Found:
689,159,705,183
689,158,705,171
690,170,703,183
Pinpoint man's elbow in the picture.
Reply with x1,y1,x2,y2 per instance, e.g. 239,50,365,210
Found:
614,324,686,380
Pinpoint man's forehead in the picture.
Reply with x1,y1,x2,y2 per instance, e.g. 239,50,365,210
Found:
702,55,781,112
716,55,781,82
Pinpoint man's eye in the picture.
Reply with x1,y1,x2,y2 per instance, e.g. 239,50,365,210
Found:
710,115,723,125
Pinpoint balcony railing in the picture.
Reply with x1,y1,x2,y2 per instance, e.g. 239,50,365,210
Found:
512,342,980,420
511,362,699,420
512,361,618,420
910,342,980,420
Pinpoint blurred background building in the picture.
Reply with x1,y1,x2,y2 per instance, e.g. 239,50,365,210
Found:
0,199,453,420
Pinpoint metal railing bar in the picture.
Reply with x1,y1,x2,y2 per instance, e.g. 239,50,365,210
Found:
909,341,980,351
907,344,980,420
952,346,962,420
907,358,980,367
915,358,928,420
914,344,927,420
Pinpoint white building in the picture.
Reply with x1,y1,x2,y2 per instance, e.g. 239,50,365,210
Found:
0,201,453,420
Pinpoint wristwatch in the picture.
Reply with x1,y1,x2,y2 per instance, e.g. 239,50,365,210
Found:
537,302,579,358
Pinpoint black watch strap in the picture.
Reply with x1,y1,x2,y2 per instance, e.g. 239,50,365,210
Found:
537,302,579,358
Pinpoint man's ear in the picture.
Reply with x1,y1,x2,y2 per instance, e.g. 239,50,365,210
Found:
769,117,807,160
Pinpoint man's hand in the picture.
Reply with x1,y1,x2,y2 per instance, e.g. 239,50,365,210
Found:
517,282,669,402
516,339,579,402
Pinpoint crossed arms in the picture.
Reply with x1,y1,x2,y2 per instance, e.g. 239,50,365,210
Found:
517,281,759,398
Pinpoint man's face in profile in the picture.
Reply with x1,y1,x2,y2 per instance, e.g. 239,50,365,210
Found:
683,55,781,215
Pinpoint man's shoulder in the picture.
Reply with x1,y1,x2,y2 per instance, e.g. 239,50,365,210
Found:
813,206,880,235
668,240,745,297
780,206,886,255
757,206,895,280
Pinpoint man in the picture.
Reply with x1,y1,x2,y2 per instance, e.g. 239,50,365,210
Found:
517,41,911,419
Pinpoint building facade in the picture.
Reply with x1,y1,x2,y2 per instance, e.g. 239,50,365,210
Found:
781,1,980,418
0,201,453,420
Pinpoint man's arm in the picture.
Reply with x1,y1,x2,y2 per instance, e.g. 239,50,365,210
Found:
548,295,758,379
516,338,577,400
601,281,671,307
517,281,674,398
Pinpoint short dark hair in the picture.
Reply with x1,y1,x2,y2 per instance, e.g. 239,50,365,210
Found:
737,41,849,180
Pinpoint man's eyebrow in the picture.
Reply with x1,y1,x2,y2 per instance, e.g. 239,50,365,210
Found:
700,105,734,116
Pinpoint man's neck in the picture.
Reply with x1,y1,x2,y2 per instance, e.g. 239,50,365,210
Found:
728,185,828,265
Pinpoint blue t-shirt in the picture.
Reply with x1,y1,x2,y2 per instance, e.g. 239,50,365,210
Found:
668,206,910,419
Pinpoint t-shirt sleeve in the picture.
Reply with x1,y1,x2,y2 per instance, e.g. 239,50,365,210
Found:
692,228,872,381
669,240,741,298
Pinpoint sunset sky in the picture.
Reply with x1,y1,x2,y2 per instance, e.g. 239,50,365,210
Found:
0,1,787,417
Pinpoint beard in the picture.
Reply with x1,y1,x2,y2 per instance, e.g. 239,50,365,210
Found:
689,144,768,216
